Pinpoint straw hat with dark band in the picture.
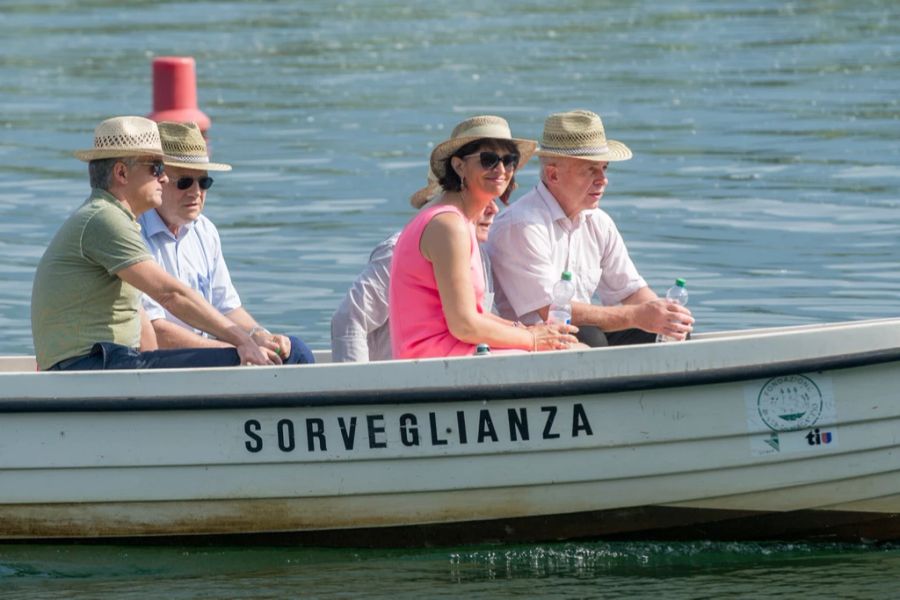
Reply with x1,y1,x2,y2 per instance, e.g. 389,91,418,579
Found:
428,115,536,179
158,121,232,172
73,116,167,162
535,110,632,162
412,115,537,204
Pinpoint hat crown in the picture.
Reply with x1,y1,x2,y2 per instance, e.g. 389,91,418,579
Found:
449,115,512,142
90,116,163,152
427,115,537,182
540,110,609,153
156,121,231,170
159,121,209,158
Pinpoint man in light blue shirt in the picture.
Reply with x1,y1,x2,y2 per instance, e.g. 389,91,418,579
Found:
139,121,313,364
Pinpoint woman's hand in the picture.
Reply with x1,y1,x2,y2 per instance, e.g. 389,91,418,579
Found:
528,323,582,351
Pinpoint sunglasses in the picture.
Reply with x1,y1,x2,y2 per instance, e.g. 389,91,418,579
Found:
463,151,520,171
134,161,166,178
175,176,214,191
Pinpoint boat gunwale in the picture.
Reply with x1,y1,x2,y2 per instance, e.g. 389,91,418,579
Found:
1,345,898,413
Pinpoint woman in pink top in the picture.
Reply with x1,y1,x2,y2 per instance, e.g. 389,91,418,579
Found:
390,116,580,359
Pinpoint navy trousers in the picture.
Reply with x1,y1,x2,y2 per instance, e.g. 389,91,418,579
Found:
575,326,657,348
48,336,314,371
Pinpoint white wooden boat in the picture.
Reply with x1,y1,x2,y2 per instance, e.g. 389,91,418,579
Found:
2,317,900,546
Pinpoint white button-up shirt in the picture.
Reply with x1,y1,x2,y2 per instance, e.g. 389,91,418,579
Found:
138,209,241,335
331,234,495,362
485,181,646,325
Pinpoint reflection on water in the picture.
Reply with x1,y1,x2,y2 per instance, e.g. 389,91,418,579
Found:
2,541,900,598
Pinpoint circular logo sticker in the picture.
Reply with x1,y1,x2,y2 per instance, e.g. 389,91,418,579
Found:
757,375,823,432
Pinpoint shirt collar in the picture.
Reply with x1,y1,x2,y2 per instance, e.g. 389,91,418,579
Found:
535,180,592,226
536,181,567,222
141,208,195,240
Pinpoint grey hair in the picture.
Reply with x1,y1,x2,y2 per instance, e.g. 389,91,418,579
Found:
88,158,122,190
88,157,134,190
539,156,560,170
538,156,559,183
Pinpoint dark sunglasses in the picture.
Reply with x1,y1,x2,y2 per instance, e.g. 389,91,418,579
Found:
464,151,520,171
175,176,214,191
134,161,165,178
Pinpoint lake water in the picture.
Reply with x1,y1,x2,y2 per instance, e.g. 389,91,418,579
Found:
2,0,900,596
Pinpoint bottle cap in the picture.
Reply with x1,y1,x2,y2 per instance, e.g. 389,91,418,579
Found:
561,271,572,281
675,278,686,287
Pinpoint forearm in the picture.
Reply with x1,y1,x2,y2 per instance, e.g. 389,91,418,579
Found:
566,288,657,332
118,261,268,365
570,302,637,332
156,288,251,347
447,312,533,350
483,312,516,326
153,318,233,349
224,307,259,333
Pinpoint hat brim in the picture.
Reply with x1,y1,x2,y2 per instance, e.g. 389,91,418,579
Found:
409,181,441,209
162,159,232,172
73,148,167,162
534,139,632,162
429,136,538,180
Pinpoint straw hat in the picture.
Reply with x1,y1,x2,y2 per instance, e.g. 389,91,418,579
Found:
73,116,167,162
427,115,537,181
535,110,632,162
158,121,232,172
411,116,536,203
409,168,441,209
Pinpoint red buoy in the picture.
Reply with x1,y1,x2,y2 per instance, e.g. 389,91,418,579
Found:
147,56,211,132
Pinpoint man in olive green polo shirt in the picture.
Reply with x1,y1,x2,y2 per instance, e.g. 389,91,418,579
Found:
31,116,278,371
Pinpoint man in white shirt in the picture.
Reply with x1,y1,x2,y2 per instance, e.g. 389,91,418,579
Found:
331,181,499,362
486,110,693,346
139,121,314,364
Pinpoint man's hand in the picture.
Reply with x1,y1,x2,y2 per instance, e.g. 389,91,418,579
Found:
236,338,273,366
634,299,694,341
250,328,288,364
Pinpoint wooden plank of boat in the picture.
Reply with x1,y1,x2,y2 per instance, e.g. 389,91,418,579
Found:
1,317,900,546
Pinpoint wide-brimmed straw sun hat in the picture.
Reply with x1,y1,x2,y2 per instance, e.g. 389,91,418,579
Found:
158,121,232,172
535,110,632,162
412,115,536,204
73,116,167,162
428,115,537,180
409,168,441,209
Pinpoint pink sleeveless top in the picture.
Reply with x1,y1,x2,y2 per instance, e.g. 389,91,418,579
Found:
390,204,485,359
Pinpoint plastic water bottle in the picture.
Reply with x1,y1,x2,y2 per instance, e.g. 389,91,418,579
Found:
656,278,688,343
547,271,575,325
475,343,491,356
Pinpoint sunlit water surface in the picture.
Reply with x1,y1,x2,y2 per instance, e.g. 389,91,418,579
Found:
2,0,899,596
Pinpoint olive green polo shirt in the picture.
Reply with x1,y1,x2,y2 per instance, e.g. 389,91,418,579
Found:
31,189,152,370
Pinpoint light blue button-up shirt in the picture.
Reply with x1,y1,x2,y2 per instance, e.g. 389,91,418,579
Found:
138,208,241,336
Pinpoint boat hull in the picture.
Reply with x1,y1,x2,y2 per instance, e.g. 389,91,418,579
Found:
2,318,900,545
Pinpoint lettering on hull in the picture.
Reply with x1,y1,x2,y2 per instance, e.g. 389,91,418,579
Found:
242,403,594,455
